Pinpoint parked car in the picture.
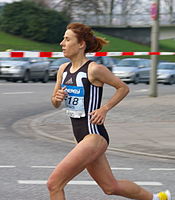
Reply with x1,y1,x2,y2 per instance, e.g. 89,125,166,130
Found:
110,57,120,65
157,62,175,85
88,56,119,71
48,56,118,81
49,58,70,80
112,58,151,84
0,57,50,83
100,56,120,71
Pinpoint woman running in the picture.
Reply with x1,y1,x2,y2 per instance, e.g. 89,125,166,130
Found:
48,22,171,200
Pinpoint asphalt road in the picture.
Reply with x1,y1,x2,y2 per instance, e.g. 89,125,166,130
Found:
0,80,174,200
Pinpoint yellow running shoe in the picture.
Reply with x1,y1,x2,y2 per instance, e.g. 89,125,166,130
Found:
157,190,171,200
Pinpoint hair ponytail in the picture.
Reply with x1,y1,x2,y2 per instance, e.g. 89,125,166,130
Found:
66,23,108,53
86,36,108,53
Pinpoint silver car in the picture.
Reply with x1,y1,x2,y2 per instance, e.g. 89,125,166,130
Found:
112,58,151,84
88,56,119,71
157,62,175,85
49,58,70,80
0,57,50,83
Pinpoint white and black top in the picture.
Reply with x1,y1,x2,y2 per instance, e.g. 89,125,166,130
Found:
62,60,109,144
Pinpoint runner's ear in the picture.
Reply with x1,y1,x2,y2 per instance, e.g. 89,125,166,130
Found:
79,40,86,50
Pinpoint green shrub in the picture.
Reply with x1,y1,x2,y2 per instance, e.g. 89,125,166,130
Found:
0,0,70,43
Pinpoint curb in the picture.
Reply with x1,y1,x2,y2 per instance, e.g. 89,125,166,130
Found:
29,110,175,160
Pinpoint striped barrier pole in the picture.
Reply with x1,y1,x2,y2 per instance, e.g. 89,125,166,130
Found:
0,51,175,57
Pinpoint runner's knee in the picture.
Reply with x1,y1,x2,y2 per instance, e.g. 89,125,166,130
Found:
47,176,63,193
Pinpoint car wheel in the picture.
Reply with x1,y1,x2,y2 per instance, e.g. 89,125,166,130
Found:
133,75,139,84
42,71,49,83
32,78,38,82
168,76,175,85
12,78,18,82
22,70,30,83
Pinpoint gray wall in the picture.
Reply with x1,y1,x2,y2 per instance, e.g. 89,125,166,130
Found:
92,26,175,45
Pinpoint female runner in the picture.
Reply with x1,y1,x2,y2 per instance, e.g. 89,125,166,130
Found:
48,22,171,200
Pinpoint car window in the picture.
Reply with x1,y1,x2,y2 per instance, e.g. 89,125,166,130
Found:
141,60,146,67
118,59,139,67
51,58,70,66
111,58,120,64
101,57,115,65
147,60,151,67
88,56,102,64
36,58,47,62
140,60,150,67
0,58,29,61
29,58,49,62
158,64,175,70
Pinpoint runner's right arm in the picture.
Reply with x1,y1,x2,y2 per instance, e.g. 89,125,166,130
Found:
51,63,68,108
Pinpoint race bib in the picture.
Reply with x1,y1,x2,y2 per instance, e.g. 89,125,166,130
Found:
62,84,85,118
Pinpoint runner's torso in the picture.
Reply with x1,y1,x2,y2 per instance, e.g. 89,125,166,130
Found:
61,60,109,144
61,60,103,118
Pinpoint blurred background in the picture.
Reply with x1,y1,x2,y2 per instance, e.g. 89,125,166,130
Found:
0,0,175,84
0,0,175,50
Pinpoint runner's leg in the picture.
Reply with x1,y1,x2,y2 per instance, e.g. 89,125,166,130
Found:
47,134,108,200
86,153,153,200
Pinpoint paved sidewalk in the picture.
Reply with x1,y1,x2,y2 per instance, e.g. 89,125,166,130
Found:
30,93,175,159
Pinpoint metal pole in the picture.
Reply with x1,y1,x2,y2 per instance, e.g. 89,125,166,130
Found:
149,0,160,97
110,0,114,25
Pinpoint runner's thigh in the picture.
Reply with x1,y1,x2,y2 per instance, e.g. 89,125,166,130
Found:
48,135,108,189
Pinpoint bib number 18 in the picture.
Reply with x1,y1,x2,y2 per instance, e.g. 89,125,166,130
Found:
65,96,79,106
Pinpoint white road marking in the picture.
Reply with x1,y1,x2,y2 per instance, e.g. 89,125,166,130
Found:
17,180,162,186
134,182,162,186
18,180,47,185
3,92,34,95
150,168,175,171
70,181,96,185
0,165,16,168
134,89,148,93
111,168,133,170
30,166,133,170
31,166,55,169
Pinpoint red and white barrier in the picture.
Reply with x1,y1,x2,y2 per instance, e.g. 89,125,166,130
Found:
0,51,175,57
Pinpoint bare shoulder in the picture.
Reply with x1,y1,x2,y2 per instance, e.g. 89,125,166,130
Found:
56,62,70,84
88,61,112,86
89,60,111,77
89,61,104,69
88,60,128,89
89,61,108,74
58,62,70,74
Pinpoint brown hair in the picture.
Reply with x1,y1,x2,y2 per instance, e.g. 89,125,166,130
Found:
67,22,108,53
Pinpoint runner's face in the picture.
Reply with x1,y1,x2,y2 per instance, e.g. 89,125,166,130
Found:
60,29,84,58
